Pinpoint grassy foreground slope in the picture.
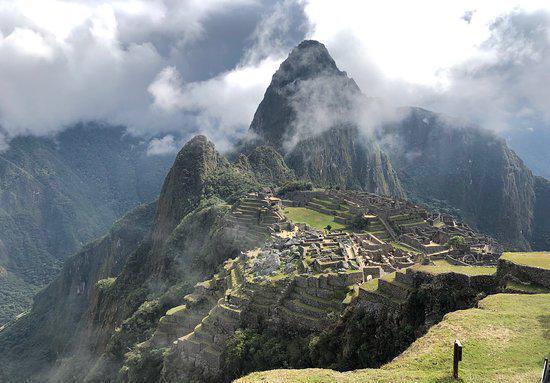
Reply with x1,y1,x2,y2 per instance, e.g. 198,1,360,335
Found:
237,294,550,383
501,252,550,269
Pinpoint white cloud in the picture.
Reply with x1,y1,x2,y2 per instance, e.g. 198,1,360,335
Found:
0,0,263,147
1,0,549,159
148,66,185,112
147,134,178,156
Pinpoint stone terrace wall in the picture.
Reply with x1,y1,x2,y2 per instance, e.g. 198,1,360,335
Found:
497,259,550,288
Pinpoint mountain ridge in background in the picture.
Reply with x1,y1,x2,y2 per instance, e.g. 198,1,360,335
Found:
243,40,550,251
0,123,173,324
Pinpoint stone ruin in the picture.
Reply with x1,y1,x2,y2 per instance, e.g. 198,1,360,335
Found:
151,188,503,382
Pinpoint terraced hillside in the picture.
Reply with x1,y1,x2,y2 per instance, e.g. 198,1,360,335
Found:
229,194,286,243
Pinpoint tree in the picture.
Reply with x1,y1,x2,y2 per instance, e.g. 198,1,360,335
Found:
448,235,466,250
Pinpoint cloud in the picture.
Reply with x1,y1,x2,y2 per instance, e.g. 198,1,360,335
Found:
148,67,185,112
147,134,179,156
0,0,309,153
1,0,549,171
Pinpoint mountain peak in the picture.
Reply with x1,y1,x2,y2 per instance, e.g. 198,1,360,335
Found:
271,40,342,87
151,135,226,248
248,40,360,149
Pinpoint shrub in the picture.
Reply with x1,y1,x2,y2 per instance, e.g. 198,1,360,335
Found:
277,180,313,196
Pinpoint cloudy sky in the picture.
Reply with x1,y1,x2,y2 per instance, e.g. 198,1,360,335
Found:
1,0,550,174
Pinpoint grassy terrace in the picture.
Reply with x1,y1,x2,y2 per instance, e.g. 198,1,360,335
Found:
283,207,345,230
237,293,550,383
390,241,421,254
412,260,496,276
501,252,550,269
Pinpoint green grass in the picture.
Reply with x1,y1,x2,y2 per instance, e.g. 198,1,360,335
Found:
359,278,379,292
505,281,550,294
237,293,550,383
390,242,421,254
412,260,496,276
501,252,550,270
283,207,345,230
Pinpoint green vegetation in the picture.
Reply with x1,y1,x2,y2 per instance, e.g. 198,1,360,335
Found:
412,260,496,276
501,252,550,270
505,281,550,294
223,329,312,381
283,207,345,230
96,277,117,292
390,242,420,254
447,235,466,250
277,180,313,195
0,125,172,325
237,294,550,383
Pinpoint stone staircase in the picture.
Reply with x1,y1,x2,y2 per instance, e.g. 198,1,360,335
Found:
388,213,428,233
365,217,392,242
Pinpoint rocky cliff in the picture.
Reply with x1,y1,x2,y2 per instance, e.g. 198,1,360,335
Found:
380,107,537,250
532,177,550,250
243,40,404,198
0,135,288,383
245,40,548,250
0,202,156,382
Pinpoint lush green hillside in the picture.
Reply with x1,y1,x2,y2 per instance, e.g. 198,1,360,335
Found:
382,108,537,251
0,123,173,324
0,135,293,383
237,293,550,383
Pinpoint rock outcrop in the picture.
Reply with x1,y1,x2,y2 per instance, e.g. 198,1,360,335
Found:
242,40,405,198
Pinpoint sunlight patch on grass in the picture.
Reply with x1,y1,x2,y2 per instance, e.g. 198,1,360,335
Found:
501,252,550,270
412,260,496,276
283,207,345,230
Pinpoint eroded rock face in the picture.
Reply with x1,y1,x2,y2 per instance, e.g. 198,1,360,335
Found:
242,40,405,198
532,177,550,250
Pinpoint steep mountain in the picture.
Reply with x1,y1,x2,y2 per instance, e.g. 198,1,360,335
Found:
380,108,537,250
0,202,156,382
0,123,172,324
532,177,550,250
243,40,404,197
244,40,549,250
0,135,288,383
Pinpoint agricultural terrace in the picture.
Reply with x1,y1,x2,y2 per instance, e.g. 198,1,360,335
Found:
412,260,496,276
501,252,550,270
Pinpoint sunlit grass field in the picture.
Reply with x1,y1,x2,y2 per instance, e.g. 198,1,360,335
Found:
412,259,496,276
283,207,345,230
501,252,550,269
